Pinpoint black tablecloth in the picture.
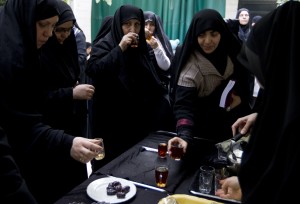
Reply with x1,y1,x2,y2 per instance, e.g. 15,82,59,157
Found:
54,131,239,204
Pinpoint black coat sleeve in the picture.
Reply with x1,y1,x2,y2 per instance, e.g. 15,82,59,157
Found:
0,127,38,204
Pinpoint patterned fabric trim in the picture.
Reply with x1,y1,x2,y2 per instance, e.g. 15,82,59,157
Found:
176,118,194,128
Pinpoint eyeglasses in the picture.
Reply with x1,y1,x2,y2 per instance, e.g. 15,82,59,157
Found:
54,26,73,33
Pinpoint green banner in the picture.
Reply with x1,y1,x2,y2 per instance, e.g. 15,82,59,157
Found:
91,0,225,43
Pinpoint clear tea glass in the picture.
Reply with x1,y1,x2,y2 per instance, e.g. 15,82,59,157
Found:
131,35,139,48
94,138,105,160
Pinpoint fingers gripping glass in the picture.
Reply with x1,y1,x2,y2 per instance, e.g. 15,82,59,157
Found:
131,35,139,48
54,26,73,33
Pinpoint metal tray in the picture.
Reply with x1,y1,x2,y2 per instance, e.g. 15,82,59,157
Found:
189,169,241,204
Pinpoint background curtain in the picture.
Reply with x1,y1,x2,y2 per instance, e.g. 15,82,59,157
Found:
91,0,225,43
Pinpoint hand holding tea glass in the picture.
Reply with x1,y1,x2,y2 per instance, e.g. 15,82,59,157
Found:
145,28,152,41
119,32,139,51
167,137,187,161
130,35,139,48
214,168,230,194
94,138,105,160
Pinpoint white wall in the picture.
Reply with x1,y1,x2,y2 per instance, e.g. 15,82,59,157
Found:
71,0,238,43
70,0,92,43
225,0,239,18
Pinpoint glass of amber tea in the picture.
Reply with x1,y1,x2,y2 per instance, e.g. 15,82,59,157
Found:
155,164,169,188
158,142,167,158
169,142,183,161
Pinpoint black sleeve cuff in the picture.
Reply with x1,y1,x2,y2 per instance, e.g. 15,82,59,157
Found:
177,125,194,143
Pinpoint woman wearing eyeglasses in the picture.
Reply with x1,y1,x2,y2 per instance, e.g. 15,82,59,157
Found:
39,0,95,200
40,0,95,137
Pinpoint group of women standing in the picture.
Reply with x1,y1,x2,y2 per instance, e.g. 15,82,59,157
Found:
0,1,251,203
2,1,298,204
85,4,253,173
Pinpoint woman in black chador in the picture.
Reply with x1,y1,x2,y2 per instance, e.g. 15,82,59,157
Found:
39,1,95,199
237,2,300,203
143,11,174,89
216,2,300,203
0,1,101,203
40,1,94,137
86,5,173,171
92,15,113,45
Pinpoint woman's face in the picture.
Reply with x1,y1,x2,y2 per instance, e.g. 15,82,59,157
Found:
36,16,58,49
238,11,250,25
197,30,221,54
54,21,74,44
122,19,141,35
145,21,155,34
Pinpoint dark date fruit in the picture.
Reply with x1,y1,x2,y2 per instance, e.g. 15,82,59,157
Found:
112,181,121,187
106,187,117,195
106,180,130,199
114,184,122,192
122,185,130,193
116,191,126,198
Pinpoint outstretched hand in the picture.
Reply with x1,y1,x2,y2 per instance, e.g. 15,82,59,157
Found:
231,112,258,136
70,137,103,164
215,176,242,201
167,137,188,154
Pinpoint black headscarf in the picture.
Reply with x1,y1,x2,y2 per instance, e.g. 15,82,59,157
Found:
92,15,113,45
251,15,262,24
143,11,174,60
0,0,59,85
92,4,161,91
110,4,148,53
55,0,75,26
238,2,300,203
173,9,241,88
120,5,141,23
36,0,59,21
